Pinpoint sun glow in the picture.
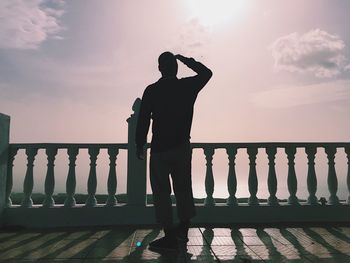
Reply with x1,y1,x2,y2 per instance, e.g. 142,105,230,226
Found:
187,0,249,27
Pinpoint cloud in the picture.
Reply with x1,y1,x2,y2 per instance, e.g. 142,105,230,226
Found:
170,18,211,59
270,29,348,78
0,0,64,50
250,80,350,108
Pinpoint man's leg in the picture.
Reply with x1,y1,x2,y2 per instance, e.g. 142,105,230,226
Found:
150,152,173,230
149,152,178,250
171,143,196,241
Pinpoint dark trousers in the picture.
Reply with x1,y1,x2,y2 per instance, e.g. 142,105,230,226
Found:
150,142,196,228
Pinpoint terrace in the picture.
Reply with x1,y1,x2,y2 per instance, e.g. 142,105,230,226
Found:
0,99,350,262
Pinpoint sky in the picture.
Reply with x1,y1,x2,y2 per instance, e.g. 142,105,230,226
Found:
1,0,350,199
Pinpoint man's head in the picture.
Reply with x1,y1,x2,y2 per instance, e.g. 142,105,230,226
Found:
158,51,178,77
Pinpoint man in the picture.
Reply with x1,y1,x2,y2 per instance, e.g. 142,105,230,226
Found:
135,52,212,251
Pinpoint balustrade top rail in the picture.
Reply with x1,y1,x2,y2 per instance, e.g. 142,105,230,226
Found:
10,142,350,149
191,142,350,148
10,143,128,149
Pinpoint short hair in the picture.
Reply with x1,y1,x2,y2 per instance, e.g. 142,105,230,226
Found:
158,51,178,76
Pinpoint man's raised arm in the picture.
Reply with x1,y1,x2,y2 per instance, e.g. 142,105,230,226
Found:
175,54,213,90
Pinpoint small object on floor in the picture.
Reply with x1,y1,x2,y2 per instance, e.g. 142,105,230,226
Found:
319,197,327,206
148,236,178,251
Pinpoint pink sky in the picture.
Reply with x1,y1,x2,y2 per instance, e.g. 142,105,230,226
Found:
1,0,350,199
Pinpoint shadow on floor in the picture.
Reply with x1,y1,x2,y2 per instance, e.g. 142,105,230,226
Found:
0,225,349,262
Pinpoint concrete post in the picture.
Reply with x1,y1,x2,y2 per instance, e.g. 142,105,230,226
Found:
0,113,10,225
126,98,147,206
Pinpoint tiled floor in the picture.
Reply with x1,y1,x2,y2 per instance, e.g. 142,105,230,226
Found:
0,226,350,262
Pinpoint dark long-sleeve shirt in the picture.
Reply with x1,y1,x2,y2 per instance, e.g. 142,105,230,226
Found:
135,57,212,153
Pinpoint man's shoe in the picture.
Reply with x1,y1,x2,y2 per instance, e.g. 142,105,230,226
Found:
148,236,178,251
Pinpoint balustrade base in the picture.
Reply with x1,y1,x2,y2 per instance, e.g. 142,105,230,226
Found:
42,197,55,208
248,196,259,206
105,196,117,207
204,196,215,207
20,198,33,208
267,196,279,206
64,197,76,208
5,199,12,208
85,196,97,207
288,196,300,205
328,196,340,205
226,196,238,206
307,196,319,205
3,204,350,228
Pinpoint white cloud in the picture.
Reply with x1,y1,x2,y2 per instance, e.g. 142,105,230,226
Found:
270,29,348,78
250,80,350,108
0,0,64,50
170,18,211,59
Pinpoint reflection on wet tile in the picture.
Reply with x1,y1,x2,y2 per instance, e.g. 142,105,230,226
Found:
338,227,350,238
0,233,64,261
0,240,21,250
239,228,258,237
37,259,83,263
264,228,294,245
88,230,111,239
289,228,332,257
64,231,91,240
54,238,99,259
102,245,131,259
87,233,134,258
248,244,303,261
311,227,350,255
188,228,202,237
304,253,350,262
243,245,262,260
188,236,206,246
211,245,236,256
210,236,236,246
8,232,41,241
0,232,18,240
0,226,349,262
242,236,265,246
134,228,156,237
187,244,212,257
210,228,232,237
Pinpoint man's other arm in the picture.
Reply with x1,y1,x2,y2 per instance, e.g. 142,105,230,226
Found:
135,87,152,160
175,54,213,92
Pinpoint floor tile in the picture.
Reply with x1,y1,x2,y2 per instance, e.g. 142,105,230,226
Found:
0,226,348,262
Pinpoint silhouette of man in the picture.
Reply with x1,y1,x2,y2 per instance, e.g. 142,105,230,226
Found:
135,52,212,251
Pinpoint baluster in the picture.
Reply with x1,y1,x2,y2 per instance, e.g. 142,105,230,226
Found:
5,148,18,207
247,147,259,205
285,146,299,205
204,147,215,206
226,147,238,206
85,147,99,207
106,147,119,206
266,146,279,205
325,146,339,205
21,148,38,207
346,146,350,204
64,147,79,207
305,146,318,205
42,147,58,207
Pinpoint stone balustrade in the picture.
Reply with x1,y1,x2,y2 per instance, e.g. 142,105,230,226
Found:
4,143,350,209
1,102,350,227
